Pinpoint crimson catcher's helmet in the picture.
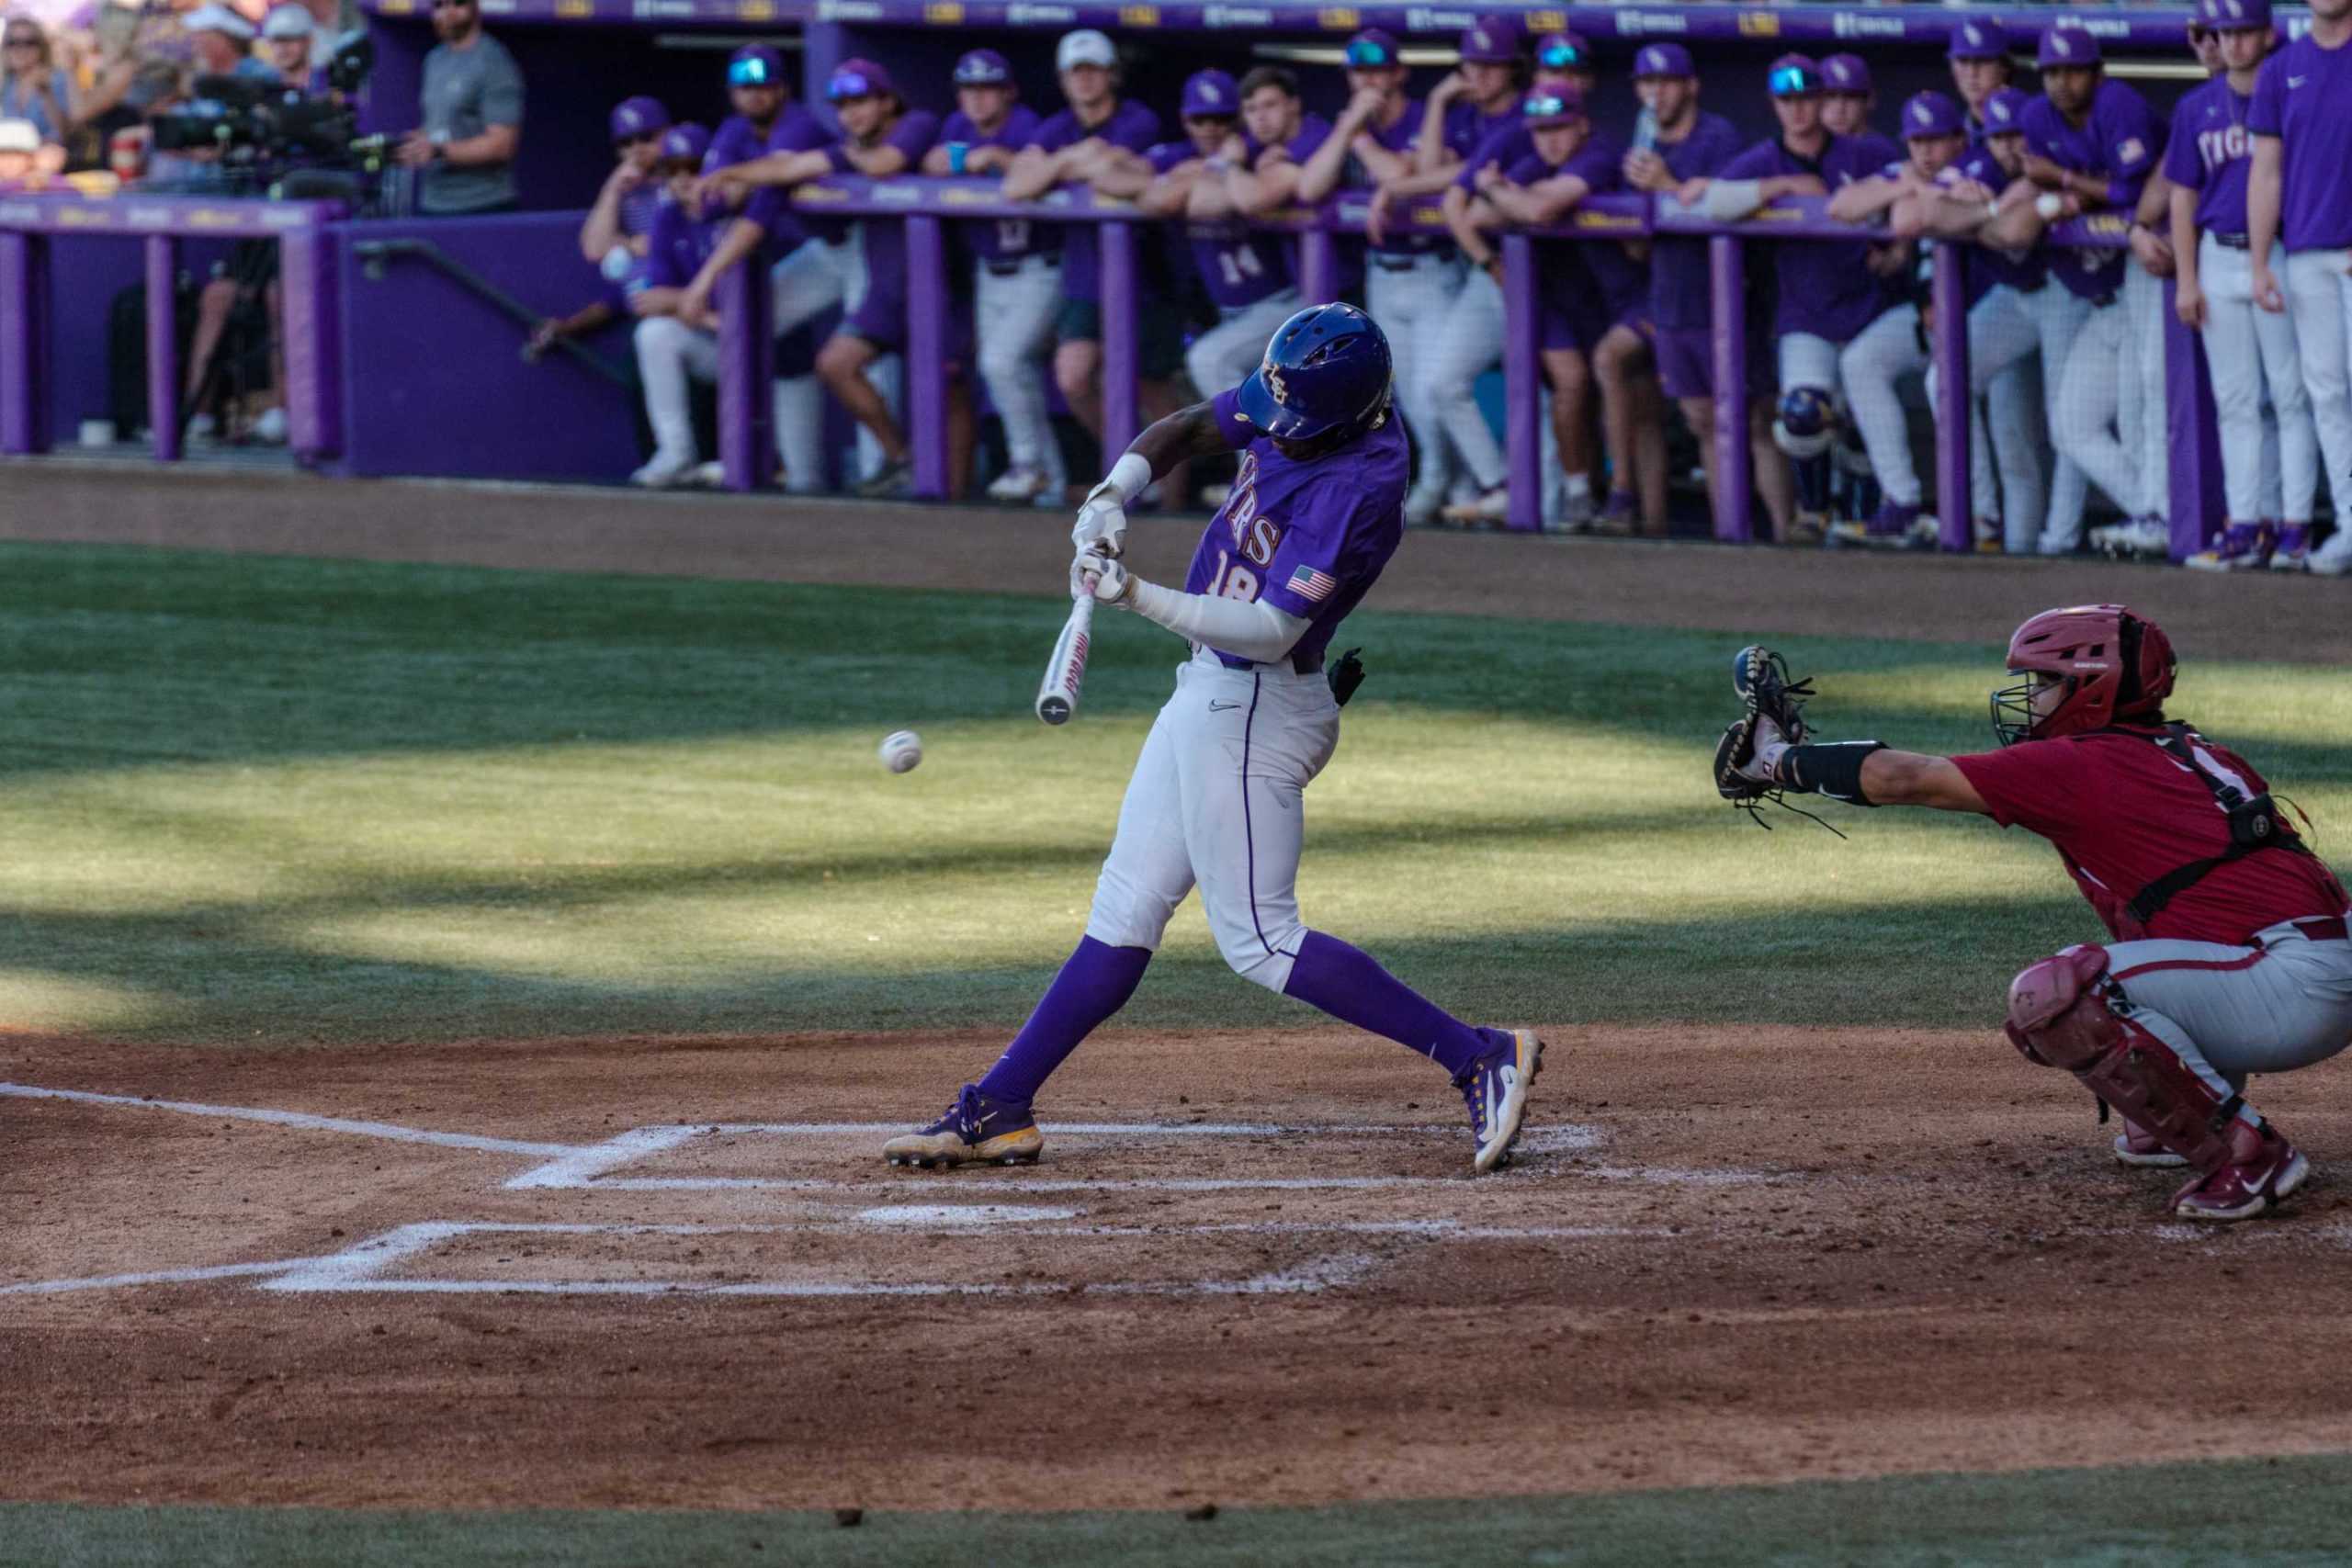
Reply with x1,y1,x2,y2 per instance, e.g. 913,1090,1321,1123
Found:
1235,302,1393,456
1991,603,2177,746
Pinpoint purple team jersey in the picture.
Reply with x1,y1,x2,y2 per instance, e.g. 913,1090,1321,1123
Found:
1444,98,1520,164
1148,141,1291,309
1186,387,1409,674
1505,141,1644,343
2019,81,2162,300
1359,102,1442,254
741,103,833,245
1029,97,1163,301
638,192,728,293
1947,146,2046,294
1651,111,1743,330
2249,36,2352,251
618,181,666,242
707,113,770,171
2165,77,2256,237
831,108,942,313
941,104,1051,263
1719,132,1890,342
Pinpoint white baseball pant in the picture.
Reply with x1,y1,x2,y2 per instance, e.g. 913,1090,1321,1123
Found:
1423,266,1509,492
1840,306,1928,507
1082,649,1340,995
634,315,720,469
2023,284,2094,550
1777,331,1843,398
974,253,1068,491
2052,297,2139,528
2108,920,2352,1104
1187,288,1303,409
2283,246,2352,520
2121,265,2169,522
769,235,854,493
1367,252,1465,507
1921,285,2044,550
2201,235,2318,525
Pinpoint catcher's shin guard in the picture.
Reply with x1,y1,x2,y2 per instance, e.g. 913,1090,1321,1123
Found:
2004,947,2241,1173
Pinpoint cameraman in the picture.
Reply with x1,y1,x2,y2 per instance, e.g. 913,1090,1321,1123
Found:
394,0,523,215
260,6,326,96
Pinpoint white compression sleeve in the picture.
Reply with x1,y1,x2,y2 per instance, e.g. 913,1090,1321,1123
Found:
1124,580,1310,664
1698,178,1767,221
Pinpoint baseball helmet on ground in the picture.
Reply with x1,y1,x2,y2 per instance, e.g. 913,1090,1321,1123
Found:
1236,303,1393,447
1992,604,2177,745
1771,386,1837,458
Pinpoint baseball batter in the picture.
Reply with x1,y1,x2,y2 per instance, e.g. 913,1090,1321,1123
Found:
1718,608,2351,1222
2249,0,2352,576
884,303,1543,1175
2170,0,2318,571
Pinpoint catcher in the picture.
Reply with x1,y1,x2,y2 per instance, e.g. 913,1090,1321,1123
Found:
1715,604,2352,1220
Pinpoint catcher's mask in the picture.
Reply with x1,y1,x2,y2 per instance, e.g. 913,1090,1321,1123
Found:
1991,603,2176,746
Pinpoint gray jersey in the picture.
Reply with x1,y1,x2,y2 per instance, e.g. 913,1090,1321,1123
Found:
418,30,523,214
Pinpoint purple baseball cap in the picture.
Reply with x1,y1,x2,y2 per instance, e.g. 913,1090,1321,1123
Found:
1533,31,1590,73
1182,68,1239,119
954,48,1012,85
608,96,670,144
727,44,786,89
1459,17,1519,64
658,122,711,166
1633,42,1693,80
1984,85,2033,131
2196,0,2272,30
1521,84,1585,128
1345,28,1401,68
2039,24,2100,67
826,58,897,103
1948,18,2008,61
1821,54,1871,95
1767,54,1823,97
1900,90,1963,141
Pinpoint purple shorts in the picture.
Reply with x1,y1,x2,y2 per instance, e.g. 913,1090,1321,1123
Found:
844,288,974,367
1656,325,1713,400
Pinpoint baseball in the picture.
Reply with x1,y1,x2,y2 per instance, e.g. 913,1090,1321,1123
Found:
2035,192,2064,221
877,729,922,774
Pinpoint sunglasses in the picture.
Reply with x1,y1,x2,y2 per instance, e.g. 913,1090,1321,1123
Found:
1768,65,1822,97
826,73,873,102
1342,39,1394,67
1536,41,1584,69
728,59,777,86
1522,94,1578,118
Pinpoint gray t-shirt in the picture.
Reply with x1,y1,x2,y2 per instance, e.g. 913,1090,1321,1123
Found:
418,30,523,214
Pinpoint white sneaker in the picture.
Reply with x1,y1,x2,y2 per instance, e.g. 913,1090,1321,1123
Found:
2036,526,2082,558
252,406,288,445
1403,485,1445,527
2308,531,2352,578
1545,489,1596,536
629,451,697,489
2093,517,2169,558
984,465,1049,504
1441,486,1510,526
691,460,725,488
185,412,218,447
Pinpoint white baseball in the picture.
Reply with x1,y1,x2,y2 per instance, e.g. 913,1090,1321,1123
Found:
877,729,922,774
2035,193,2064,221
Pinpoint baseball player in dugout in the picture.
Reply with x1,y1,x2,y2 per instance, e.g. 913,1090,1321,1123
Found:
884,304,1544,1178
1717,610,2352,1223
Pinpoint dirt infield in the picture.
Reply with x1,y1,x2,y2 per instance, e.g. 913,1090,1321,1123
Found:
9,1025,2352,1513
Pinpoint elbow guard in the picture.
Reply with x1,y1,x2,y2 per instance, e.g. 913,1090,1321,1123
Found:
1773,740,1885,806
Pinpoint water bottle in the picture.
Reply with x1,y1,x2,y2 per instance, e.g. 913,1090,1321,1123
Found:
1634,106,1658,154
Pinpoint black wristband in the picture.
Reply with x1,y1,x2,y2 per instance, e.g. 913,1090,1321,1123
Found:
1771,740,1885,806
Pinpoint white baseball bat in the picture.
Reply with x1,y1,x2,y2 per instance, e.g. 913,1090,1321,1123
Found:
1035,592,1094,726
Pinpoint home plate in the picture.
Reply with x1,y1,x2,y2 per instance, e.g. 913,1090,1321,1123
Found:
854,1204,1080,1227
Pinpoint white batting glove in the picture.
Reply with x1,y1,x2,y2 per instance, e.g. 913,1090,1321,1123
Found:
1070,547,1134,606
1070,482,1130,560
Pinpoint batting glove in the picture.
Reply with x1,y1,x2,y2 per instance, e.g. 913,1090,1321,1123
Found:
1070,548,1134,606
1070,484,1130,560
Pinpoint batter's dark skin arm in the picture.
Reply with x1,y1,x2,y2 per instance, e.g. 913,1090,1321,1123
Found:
1858,750,1989,813
1126,400,1230,478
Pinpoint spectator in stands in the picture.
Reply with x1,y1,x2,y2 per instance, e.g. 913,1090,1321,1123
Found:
2,17,76,145
395,0,524,216
1001,29,1180,474
185,6,271,85
627,122,731,488
259,5,322,91
82,0,197,147
1295,29,1445,520
923,49,1063,506
1946,19,2012,138
1620,42,1743,533
0,114,64,184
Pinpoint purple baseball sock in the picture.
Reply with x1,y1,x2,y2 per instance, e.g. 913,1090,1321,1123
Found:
1282,930,1492,1079
977,936,1152,1104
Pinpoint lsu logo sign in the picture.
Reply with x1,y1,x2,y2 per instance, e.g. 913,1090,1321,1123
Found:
924,1,963,18
1318,6,1358,27
1738,10,1778,36
1119,4,1159,23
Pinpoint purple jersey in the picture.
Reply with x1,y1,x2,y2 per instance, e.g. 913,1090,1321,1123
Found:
1506,141,1644,327
1719,133,1889,342
1453,122,1531,195
2019,82,2162,300
2165,78,2256,238
1149,141,1290,309
740,103,833,246
2249,36,2352,251
1948,146,2046,295
1030,98,1163,302
829,108,942,304
941,104,1050,263
1356,101,1442,254
617,180,665,242
708,114,771,172
637,191,728,292
1444,98,1520,164
1186,387,1408,674
1650,111,1743,331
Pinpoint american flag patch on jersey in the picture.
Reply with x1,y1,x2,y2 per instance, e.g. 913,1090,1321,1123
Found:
1286,564,1338,603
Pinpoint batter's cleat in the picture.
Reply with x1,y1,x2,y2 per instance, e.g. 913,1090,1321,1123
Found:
2171,1120,2308,1222
882,1085,1045,1169
984,465,1052,504
2113,1117,2190,1168
1456,1028,1544,1174
2269,525,2312,572
2184,521,2274,572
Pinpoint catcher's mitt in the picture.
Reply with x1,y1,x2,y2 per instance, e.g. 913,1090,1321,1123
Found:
1714,645,1834,832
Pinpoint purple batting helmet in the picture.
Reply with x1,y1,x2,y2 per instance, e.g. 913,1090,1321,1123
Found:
1820,54,1871,95
826,58,897,103
727,44,786,89
1633,42,1694,80
1901,90,1964,141
1767,54,1823,97
953,48,1013,85
1182,68,1239,119
1521,84,1586,128
2039,25,2101,67
658,122,711,167
1345,28,1401,68
2196,0,2273,30
1237,301,1393,446
1459,17,1519,64
1948,19,2008,61
608,96,669,144
1984,85,2033,132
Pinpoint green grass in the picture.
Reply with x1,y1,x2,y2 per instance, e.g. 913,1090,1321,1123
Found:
2,540,2347,1044
11,1453,2352,1566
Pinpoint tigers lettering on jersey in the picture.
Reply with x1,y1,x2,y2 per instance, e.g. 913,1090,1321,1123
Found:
2195,122,2249,175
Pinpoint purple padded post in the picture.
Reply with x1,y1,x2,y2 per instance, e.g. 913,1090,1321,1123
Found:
906,212,947,500
145,234,179,461
1299,227,1338,306
0,230,43,454
1930,241,1970,553
2165,277,2222,560
1707,233,1751,541
1099,217,1139,460
718,253,775,493
1501,232,1541,533
279,228,340,461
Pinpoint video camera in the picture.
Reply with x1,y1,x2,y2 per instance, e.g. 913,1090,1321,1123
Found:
149,35,378,164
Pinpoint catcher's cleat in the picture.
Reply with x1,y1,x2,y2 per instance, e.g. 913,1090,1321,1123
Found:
883,1085,1045,1169
2172,1120,2308,1222
1457,1028,1543,1174
2113,1117,2189,1169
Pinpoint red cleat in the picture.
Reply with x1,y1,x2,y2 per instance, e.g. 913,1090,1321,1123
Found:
2113,1117,2189,1168
2171,1120,2310,1222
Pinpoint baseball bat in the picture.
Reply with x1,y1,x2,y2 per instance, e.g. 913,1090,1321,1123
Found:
1035,592,1094,726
